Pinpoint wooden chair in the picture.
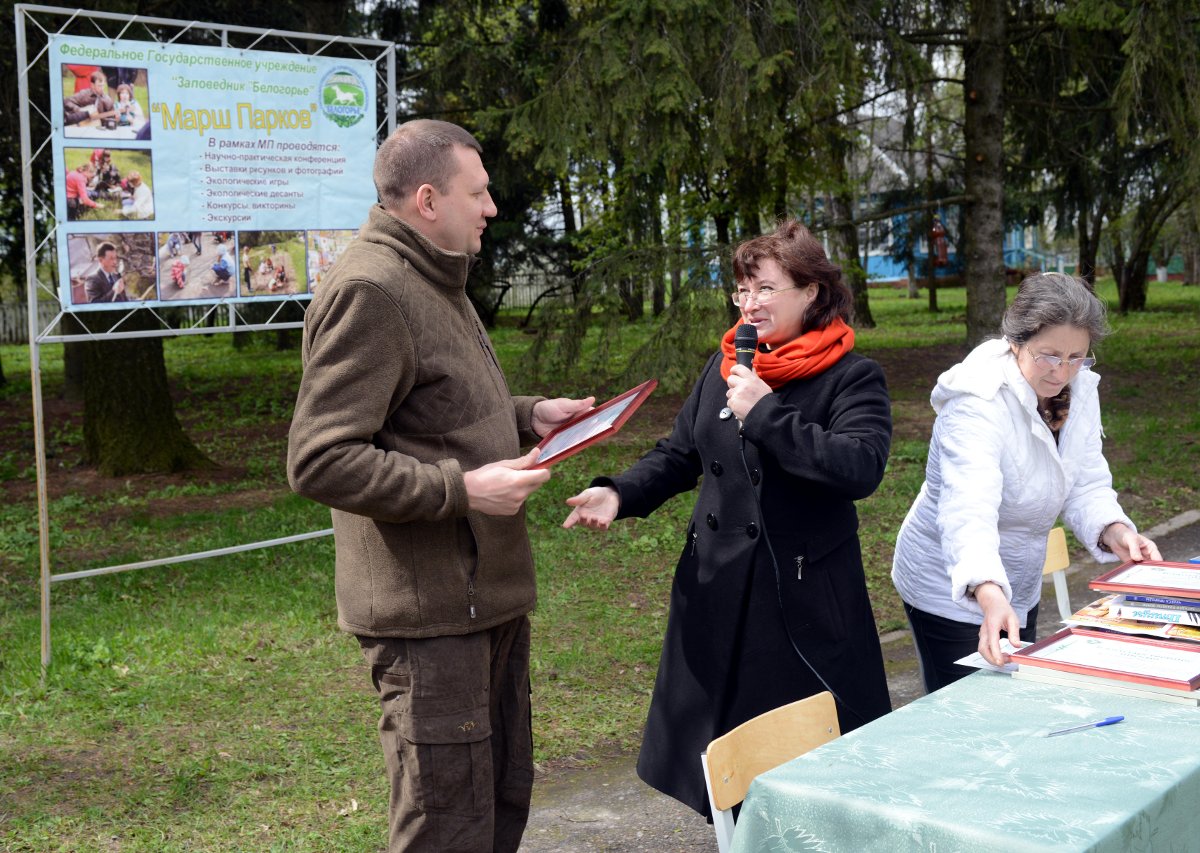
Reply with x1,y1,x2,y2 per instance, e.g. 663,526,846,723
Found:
700,691,840,853
1042,526,1072,622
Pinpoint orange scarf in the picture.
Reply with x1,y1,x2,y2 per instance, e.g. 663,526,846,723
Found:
719,318,855,388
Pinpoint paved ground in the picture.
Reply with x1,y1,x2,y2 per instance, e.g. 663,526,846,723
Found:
518,511,1200,852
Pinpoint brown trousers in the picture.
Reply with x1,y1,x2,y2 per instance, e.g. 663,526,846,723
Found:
359,616,533,853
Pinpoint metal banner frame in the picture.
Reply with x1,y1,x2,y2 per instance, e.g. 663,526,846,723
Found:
15,4,397,670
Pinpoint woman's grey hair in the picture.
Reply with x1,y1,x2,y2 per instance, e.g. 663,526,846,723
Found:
373,119,482,211
1000,272,1110,346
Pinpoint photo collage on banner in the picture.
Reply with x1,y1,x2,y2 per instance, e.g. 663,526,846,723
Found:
51,37,376,311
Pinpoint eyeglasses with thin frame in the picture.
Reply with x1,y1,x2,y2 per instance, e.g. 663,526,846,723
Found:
730,286,800,307
1029,351,1096,371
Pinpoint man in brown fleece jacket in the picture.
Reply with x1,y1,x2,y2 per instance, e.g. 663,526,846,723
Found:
287,119,592,852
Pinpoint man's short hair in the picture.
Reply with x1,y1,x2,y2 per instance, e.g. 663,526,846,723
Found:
97,242,116,259
90,71,107,85
373,120,482,211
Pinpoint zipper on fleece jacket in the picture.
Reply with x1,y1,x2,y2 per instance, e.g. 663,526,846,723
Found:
467,577,477,620
473,317,504,376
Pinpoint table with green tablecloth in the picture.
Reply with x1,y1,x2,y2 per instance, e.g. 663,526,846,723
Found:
730,671,1200,852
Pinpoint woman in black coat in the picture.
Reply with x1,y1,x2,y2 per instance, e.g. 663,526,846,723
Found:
564,220,893,817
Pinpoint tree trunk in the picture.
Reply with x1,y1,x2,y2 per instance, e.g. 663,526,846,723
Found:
926,254,939,312
1117,249,1151,312
826,127,875,327
1109,232,1128,299
619,271,644,320
922,41,939,314
1076,206,1105,285
1184,200,1200,285
61,314,86,402
904,71,920,299
274,299,305,350
305,2,357,51
686,219,705,300
923,102,938,313
82,311,214,476
1115,185,1184,311
962,0,1008,346
649,193,666,316
713,212,731,250
828,185,875,328
665,184,683,303
558,176,588,308
714,212,740,325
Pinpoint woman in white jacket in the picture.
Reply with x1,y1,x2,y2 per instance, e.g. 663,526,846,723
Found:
892,272,1159,692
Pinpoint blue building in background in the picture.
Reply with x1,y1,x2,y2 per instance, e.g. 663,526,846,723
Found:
860,209,1050,285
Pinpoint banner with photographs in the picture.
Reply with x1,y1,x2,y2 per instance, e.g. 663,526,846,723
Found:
51,35,376,311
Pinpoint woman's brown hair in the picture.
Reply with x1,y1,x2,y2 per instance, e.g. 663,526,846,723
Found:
732,219,851,335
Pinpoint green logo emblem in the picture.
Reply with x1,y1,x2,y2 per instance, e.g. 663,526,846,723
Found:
320,68,367,128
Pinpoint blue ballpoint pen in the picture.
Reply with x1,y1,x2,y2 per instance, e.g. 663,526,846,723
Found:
1044,715,1125,737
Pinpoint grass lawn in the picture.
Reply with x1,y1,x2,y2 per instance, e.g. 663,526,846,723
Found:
1,278,1198,850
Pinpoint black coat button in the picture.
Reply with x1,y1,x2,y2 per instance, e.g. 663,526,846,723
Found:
710,461,723,476
707,513,719,530
746,523,759,539
750,468,761,485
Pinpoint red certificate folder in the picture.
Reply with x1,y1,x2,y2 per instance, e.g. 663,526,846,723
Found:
531,379,657,468
1012,626,1200,691
1090,560,1200,599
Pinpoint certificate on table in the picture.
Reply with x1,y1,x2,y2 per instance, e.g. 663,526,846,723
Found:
1013,626,1200,691
531,379,657,468
954,637,1021,673
1090,560,1200,598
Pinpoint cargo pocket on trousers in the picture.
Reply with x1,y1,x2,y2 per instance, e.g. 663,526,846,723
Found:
393,691,493,817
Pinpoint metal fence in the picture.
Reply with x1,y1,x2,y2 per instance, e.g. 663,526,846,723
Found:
485,273,564,313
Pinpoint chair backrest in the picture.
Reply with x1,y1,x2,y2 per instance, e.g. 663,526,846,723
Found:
1042,526,1069,576
1042,526,1073,622
701,691,840,852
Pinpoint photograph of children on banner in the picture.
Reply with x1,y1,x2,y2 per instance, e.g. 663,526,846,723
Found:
63,147,155,222
66,232,158,306
305,230,357,294
62,64,151,141
238,231,307,297
156,231,238,301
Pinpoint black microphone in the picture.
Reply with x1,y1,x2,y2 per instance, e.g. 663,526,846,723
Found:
734,323,758,371
720,324,759,424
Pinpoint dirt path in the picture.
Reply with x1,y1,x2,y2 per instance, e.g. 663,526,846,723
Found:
158,234,236,301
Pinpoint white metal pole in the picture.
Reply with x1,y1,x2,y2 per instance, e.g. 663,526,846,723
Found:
15,5,55,675
387,44,397,134
51,529,334,583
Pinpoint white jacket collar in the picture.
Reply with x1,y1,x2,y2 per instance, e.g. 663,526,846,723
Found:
931,336,1100,415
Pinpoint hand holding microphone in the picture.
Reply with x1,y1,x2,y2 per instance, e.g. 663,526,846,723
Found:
726,323,771,422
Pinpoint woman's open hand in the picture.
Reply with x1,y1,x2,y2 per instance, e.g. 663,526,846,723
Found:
563,486,620,530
